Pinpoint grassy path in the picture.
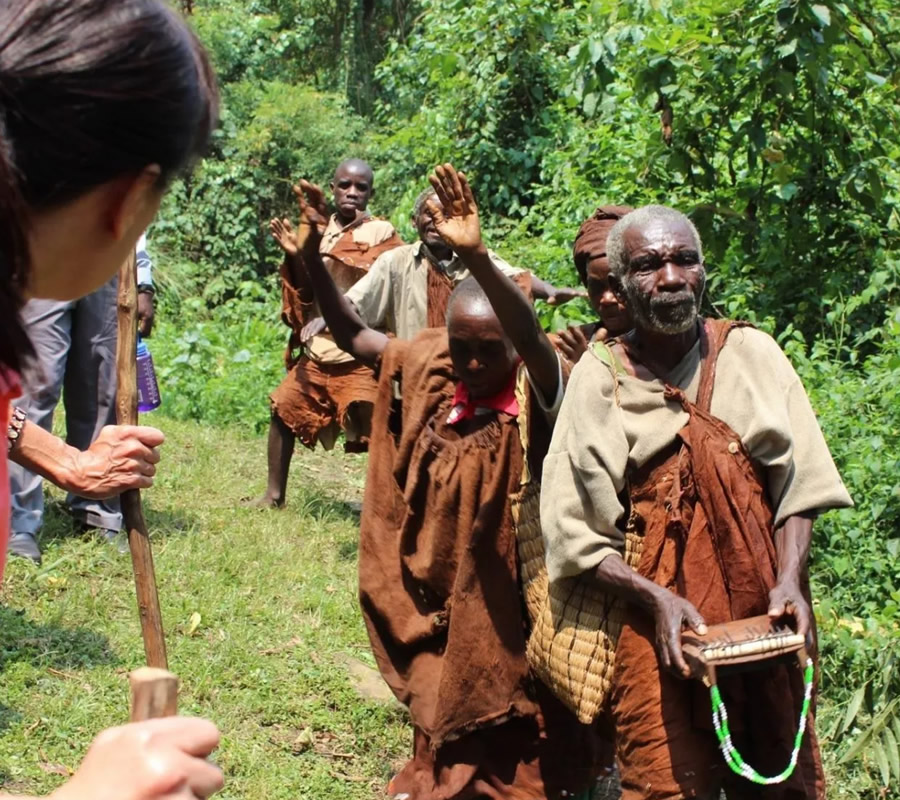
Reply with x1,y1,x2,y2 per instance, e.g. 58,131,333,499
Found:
0,415,885,798
0,417,408,799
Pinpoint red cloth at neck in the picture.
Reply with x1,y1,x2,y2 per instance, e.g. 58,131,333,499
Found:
1,367,22,583
447,369,519,425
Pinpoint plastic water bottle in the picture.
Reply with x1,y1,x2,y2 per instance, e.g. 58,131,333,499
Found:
136,336,162,413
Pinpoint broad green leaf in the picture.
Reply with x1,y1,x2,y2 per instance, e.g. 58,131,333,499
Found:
777,183,799,201
883,726,900,780
777,39,798,58
841,684,867,733
811,4,831,27
841,727,875,764
873,737,891,788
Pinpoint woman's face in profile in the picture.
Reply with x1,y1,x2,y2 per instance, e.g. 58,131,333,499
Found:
26,175,163,301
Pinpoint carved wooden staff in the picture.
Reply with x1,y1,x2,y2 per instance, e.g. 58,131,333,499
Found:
116,252,168,670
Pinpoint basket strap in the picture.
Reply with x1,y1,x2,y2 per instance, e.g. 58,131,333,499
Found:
590,341,625,407
709,656,814,785
513,364,532,486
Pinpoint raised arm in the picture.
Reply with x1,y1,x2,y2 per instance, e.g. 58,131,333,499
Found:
427,164,560,405
292,180,388,367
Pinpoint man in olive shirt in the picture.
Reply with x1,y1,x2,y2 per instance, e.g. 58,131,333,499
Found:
540,205,851,800
303,188,583,341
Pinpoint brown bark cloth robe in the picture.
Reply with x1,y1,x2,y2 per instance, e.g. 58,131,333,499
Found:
270,216,403,450
613,321,825,800
359,328,607,800
613,321,826,799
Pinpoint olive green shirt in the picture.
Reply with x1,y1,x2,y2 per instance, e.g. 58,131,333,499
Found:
540,326,853,582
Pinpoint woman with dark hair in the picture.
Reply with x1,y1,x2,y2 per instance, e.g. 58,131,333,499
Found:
1,0,223,797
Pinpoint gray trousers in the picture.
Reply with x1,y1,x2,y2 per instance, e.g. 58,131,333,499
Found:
9,275,123,535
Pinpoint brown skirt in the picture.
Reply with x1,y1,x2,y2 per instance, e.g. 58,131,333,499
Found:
386,684,614,800
269,356,377,452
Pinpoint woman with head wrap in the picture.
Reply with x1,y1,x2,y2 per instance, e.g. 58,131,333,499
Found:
556,206,633,364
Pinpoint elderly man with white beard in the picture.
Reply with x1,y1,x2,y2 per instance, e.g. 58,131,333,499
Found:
539,205,851,800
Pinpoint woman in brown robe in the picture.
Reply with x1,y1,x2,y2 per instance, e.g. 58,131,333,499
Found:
292,169,611,799
555,206,634,365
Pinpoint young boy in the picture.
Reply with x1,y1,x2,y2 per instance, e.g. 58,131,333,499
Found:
251,159,403,508
292,165,609,799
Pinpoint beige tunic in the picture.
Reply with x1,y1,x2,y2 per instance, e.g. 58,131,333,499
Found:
540,325,853,582
344,241,522,339
307,214,398,364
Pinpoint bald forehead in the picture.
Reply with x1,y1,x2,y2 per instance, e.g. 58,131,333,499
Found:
334,159,373,182
448,293,495,322
623,217,699,258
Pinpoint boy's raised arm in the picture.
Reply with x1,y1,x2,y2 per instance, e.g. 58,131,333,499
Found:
427,164,561,405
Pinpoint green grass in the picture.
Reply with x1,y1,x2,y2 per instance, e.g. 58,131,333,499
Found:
0,416,408,799
0,415,893,798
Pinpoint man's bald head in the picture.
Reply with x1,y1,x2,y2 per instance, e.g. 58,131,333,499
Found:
446,276,517,399
446,275,495,325
334,158,374,185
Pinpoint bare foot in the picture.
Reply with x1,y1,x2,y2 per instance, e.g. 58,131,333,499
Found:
241,494,285,509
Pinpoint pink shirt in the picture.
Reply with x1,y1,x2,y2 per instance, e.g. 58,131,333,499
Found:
1,368,21,581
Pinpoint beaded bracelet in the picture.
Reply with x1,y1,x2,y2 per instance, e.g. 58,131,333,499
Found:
7,405,26,453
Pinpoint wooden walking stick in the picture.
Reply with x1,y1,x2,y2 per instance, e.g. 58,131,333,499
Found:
129,667,179,721
116,251,168,670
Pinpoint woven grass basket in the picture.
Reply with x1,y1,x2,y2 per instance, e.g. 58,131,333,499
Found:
511,367,641,725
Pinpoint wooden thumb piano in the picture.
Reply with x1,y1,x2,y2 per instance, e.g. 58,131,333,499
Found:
681,615,814,786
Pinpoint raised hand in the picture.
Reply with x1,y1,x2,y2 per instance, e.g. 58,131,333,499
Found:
426,163,484,255
269,217,299,257
270,179,329,259
293,180,329,228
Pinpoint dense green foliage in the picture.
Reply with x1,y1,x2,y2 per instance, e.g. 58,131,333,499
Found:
145,0,900,792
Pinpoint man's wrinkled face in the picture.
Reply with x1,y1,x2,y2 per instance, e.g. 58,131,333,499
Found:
618,219,706,335
447,304,517,399
331,165,373,220
413,194,445,248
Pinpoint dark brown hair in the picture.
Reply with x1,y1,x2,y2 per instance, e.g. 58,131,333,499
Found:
0,0,219,373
